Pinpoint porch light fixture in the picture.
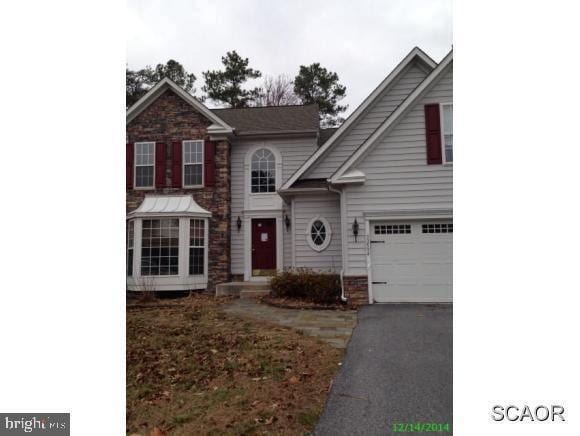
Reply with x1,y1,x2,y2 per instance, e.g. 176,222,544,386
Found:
285,214,291,231
236,216,242,232
352,218,359,242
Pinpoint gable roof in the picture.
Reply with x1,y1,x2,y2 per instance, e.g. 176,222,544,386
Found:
126,77,233,135
330,50,453,184
280,47,437,190
212,104,319,136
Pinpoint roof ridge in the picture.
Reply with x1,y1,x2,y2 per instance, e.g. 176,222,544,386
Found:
211,103,318,111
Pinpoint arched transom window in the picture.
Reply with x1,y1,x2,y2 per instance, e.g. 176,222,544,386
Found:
251,149,276,193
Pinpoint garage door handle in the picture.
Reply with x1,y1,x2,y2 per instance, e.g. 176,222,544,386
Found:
370,241,385,244
372,281,387,284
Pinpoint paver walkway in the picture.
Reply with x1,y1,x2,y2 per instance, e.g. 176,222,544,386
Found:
223,299,357,348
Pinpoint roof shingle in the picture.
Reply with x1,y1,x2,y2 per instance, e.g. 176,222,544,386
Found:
212,104,319,135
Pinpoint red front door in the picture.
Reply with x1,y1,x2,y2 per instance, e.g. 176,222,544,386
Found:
251,218,277,276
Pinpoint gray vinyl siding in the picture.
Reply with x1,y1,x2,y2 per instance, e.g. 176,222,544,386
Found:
293,194,342,272
344,64,453,275
230,136,318,274
306,62,428,179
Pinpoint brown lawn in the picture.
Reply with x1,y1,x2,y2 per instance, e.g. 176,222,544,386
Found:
127,295,343,435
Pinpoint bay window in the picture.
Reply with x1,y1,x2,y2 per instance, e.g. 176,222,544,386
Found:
126,195,211,292
141,219,179,276
127,220,134,276
189,219,205,275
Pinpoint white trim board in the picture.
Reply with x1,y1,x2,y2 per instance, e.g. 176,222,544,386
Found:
126,77,233,134
330,50,453,184
280,47,437,190
243,212,284,282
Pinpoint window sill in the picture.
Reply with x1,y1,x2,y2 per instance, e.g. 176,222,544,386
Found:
133,186,155,191
183,185,205,190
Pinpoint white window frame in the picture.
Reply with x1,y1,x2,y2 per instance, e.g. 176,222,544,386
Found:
182,140,204,188
250,148,277,194
127,220,134,277
140,218,180,277
306,216,332,252
188,218,207,276
440,103,453,164
134,141,156,189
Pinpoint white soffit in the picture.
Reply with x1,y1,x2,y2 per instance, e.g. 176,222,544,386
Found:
127,195,212,218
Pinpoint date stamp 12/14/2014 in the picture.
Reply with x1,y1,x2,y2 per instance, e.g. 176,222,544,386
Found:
391,422,451,433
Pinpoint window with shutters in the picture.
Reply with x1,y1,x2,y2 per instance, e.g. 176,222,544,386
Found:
183,140,204,187
251,149,276,193
441,103,453,163
135,142,155,188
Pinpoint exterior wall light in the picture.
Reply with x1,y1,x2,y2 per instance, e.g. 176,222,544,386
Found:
237,216,242,232
352,218,359,242
285,214,291,231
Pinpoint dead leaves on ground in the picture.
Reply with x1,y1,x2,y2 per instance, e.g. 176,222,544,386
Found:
127,294,342,435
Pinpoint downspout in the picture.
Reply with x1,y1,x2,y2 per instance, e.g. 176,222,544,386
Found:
327,184,347,303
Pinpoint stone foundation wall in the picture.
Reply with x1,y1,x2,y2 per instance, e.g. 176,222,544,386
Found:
230,274,245,283
127,89,231,293
344,275,368,306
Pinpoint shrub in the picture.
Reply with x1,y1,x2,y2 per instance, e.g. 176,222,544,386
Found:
270,268,341,305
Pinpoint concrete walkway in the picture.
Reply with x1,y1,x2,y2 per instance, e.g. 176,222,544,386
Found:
223,299,357,349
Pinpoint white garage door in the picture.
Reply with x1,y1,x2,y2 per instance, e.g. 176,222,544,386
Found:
370,221,452,303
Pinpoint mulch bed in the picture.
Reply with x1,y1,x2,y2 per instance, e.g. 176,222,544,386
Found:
259,295,356,311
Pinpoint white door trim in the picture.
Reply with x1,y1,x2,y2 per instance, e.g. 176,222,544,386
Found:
243,210,284,281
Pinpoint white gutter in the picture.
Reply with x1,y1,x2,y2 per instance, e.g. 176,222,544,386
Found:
327,184,347,303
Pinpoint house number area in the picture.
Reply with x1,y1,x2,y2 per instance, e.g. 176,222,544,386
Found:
391,422,451,433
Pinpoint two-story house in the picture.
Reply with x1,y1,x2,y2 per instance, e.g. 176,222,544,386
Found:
126,47,453,305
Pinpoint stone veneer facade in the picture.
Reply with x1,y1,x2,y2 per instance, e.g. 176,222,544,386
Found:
344,276,368,306
126,89,231,293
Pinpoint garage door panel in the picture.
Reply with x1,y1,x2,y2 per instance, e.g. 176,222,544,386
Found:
370,220,452,303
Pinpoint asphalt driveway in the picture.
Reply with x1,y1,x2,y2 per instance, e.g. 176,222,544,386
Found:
315,304,452,435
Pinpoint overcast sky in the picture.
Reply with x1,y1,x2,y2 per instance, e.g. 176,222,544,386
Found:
127,0,452,116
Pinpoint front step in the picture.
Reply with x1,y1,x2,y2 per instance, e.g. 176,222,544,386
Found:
216,281,271,298
239,289,270,299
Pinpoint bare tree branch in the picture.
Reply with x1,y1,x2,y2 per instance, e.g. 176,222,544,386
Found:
254,75,301,106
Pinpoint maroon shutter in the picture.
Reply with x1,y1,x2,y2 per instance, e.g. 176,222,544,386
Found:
172,141,182,188
204,139,216,186
155,142,166,188
126,142,134,189
424,104,442,165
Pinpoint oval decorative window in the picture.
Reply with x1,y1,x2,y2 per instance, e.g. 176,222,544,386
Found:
306,216,332,252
